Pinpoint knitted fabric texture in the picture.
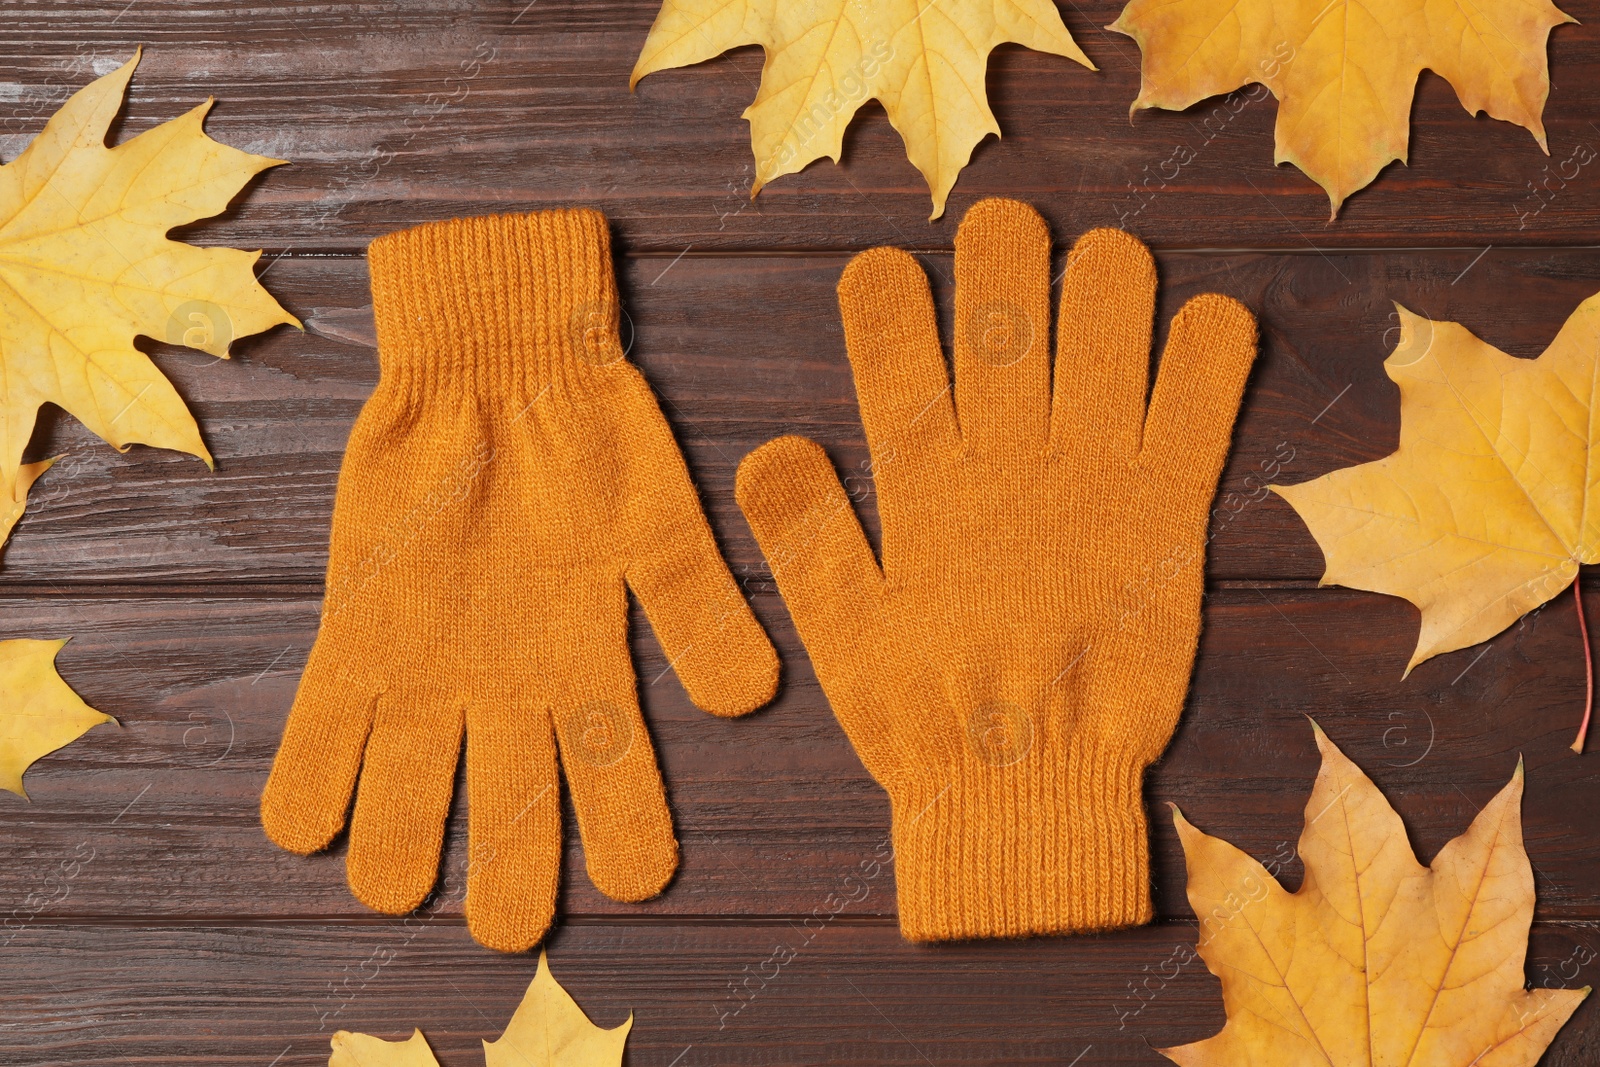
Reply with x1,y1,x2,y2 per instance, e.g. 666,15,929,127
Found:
261,208,778,953
736,198,1258,941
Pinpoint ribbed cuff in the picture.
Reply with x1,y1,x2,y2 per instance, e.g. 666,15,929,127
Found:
890,745,1152,941
366,208,624,391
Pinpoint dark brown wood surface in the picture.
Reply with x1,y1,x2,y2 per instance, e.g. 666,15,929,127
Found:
5,2,1600,1064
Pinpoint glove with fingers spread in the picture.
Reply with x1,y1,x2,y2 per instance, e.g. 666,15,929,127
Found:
262,209,778,952
736,198,1257,941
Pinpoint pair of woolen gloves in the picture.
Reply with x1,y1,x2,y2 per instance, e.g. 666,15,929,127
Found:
260,200,1258,951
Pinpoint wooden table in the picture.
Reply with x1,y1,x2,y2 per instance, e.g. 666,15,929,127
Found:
5,3,1600,1064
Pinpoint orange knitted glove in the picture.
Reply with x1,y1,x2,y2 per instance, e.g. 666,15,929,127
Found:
735,199,1257,941
261,209,778,952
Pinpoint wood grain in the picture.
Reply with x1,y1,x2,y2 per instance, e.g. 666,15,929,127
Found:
0,584,1594,923
4,921,1599,1067
10,249,1600,584
0,2,1594,252
4,1,1600,1063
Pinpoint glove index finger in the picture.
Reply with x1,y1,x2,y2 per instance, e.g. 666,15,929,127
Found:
552,686,678,906
839,246,958,468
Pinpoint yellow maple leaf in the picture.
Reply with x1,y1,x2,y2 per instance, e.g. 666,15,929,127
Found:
2,459,56,547
483,951,631,1067
0,48,298,547
0,638,114,799
630,0,1094,219
1109,0,1575,216
1165,722,1587,1066
330,952,630,1067
331,1031,441,1067
1272,294,1600,677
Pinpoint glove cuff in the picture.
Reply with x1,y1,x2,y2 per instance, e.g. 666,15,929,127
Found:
366,208,625,387
889,742,1152,941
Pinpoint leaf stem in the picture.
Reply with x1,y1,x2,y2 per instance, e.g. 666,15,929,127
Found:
1572,576,1593,754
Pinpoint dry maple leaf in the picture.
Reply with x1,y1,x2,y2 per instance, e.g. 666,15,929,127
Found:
330,952,630,1067
1110,0,1574,216
1165,721,1587,1066
0,48,298,548
630,0,1094,219
331,1031,441,1067
1272,295,1600,690
483,950,631,1067
0,638,114,799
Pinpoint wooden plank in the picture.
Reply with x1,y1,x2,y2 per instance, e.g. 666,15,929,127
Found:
0,2,1595,251
2,920,1596,1066
0,585,1594,921
6,4,1600,1064
9,248,1600,583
